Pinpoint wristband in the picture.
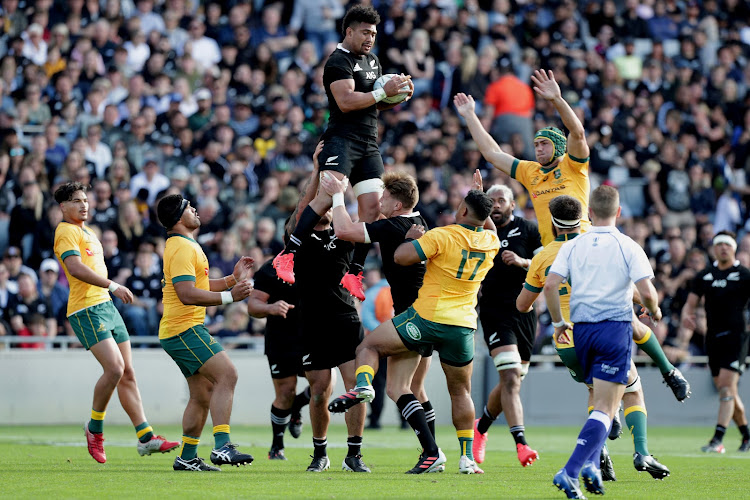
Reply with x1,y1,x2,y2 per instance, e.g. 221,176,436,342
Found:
332,192,345,208
552,319,567,328
371,88,387,103
221,291,234,305
108,282,120,293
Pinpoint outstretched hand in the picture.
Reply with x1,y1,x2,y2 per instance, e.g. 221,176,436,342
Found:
531,69,561,101
233,256,255,282
453,93,476,117
320,172,348,196
472,169,483,191
312,141,324,171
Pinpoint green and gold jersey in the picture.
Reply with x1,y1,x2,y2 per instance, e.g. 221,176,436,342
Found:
54,222,111,316
524,233,578,348
412,224,500,329
160,234,210,339
511,154,591,246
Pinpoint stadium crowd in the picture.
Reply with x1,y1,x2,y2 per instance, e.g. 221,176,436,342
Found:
1,0,749,368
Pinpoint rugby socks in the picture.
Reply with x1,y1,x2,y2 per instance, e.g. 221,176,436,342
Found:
634,328,674,374
213,424,231,449
271,406,291,448
135,422,154,443
287,206,321,253
711,425,727,444
355,365,375,388
739,424,750,442
347,435,362,457
313,436,328,458
180,435,199,460
422,400,436,439
397,394,438,454
624,405,649,456
564,410,610,477
291,386,311,415
89,409,105,434
510,425,528,446
457,429,474,460
477,405,496,434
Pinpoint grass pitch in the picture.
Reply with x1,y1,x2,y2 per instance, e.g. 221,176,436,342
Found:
1,423,747,499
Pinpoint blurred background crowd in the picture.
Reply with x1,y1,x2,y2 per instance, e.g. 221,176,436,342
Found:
0,0,749,366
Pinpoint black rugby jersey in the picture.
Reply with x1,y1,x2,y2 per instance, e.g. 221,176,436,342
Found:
253,259,300,354
690,262,750,335
479,216,542,307
365,212,428,314
323,44,382,139
295,227,357,318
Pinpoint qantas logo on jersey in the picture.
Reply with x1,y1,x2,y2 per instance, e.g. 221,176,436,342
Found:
353,63,362,71
205,268,209,275
507,228,521,238
85,248,94,256
531,186,566,199
727,272,740,281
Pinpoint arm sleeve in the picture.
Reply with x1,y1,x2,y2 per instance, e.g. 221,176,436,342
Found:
549,241,572,280
326,59,354,84
413,228,442,261
54,226,81,262
689,272,706,298
168,246,198,284
252,263,275,295
529,222,542,253
510,160,533,185
523,254,545,293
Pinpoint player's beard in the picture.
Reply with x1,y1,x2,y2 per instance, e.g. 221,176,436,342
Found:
491,209,511,227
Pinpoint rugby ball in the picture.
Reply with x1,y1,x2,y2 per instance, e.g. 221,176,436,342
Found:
374,74,410,104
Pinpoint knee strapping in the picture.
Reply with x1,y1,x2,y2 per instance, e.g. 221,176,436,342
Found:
353,178,385,197
720,395,735,402
624,375,641,394
520,363,530,380
494,351,522,371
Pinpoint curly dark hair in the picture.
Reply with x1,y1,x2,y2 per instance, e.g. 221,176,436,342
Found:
341,5,381,36
464,189,493,221
54,181,88,203
549,195,582,221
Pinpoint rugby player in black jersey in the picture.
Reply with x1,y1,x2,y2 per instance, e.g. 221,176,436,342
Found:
318,169,440,450
283,142,369,473
472,184,543,468
682,231,750,453
273,5,413,303
248,257,311,461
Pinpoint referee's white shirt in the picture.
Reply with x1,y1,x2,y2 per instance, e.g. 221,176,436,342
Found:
549,226,654,323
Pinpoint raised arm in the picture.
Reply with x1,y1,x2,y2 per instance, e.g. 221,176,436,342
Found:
454,93,517,175
531,69,589,160
290,141,324,226
320,173,368,242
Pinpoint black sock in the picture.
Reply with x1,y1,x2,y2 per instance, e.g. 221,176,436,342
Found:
347,435,362,457
422,400,436,439
397,394,438,455
510,425,528,446
712,425,727,443
313,436,327,458
349,242,371,274
270,405,291,448
288,206,321,253
291,386,311,416
740,424,750,441
477,405,496,435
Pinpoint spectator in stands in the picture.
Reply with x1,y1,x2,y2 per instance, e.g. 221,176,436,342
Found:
121,247,162,340
37,257,68,336
8,271,56,340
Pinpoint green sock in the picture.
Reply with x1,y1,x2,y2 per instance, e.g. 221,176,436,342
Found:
457,429,474,460
355,365,375,387
89,409,105,434
180,436,199,460
135,422,154,443
625,406,649,456
213,425,230,448
635,329,674,374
